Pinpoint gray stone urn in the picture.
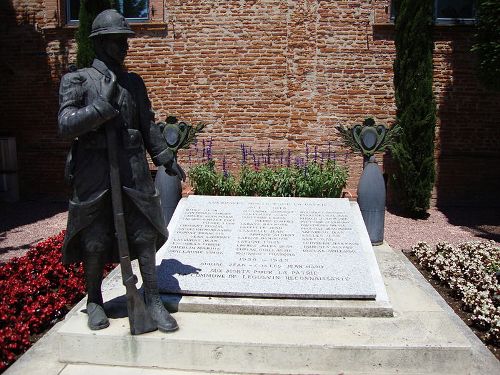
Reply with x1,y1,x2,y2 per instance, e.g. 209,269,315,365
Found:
357,156,385,245
337,118,398,245
155,166,182,226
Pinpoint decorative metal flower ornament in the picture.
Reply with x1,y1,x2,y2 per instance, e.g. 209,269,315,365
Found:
336,118,399,158
157,116,206,155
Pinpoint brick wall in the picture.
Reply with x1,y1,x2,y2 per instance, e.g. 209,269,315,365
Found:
433,27,500,206
1,0,498,205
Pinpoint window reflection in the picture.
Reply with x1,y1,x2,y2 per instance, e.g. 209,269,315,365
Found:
67,0,149,22
436,0,475,19
390,0,476,23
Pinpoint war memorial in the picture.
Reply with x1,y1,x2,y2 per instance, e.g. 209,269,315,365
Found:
49,193,492,374
3,4,499,375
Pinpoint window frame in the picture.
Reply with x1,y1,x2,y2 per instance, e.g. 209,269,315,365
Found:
65,0,150,25
434,0,477,25
389,0,477,25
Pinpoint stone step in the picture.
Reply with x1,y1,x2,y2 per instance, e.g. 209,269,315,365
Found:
59,363,449,375
58,308,470,374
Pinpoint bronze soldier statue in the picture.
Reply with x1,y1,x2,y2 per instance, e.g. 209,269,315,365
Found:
58,9,184,333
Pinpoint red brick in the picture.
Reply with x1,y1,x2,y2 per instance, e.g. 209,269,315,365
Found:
0,1,498,204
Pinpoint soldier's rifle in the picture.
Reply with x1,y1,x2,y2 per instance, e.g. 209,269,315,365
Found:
105,117,157,335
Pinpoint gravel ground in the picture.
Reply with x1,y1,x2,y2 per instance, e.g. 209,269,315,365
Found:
385,206,500,251
0,200,68,263
1,199,499,263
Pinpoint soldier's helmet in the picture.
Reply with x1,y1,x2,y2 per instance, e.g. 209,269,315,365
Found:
89,9,135,38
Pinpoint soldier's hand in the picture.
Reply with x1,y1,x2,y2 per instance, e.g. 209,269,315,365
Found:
101,69,117,103
165,160,186,181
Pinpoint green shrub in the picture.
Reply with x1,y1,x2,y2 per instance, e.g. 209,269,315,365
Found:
472,0,500,91
76,0,112,68
214,171,237,196
237,164,260,196
391,0,437,216
272,166,297,197
187,160,218,195
188,160,348,198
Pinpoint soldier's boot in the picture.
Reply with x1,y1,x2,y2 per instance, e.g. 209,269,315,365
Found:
84,252,109,330
138,252,178,332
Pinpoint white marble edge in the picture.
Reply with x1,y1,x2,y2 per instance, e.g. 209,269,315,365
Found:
349,201,389,304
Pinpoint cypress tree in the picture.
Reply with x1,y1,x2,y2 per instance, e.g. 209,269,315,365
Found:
391,0,437,217
472,0,500,91
76,0,112,68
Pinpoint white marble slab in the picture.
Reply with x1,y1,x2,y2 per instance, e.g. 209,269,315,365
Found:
156,196,377,299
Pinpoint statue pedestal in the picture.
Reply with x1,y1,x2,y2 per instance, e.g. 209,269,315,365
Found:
55,242,476,374
52,198,482,375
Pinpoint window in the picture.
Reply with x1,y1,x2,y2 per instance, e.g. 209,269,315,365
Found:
435,0,476,24
67,0,149,23
390,0,476,25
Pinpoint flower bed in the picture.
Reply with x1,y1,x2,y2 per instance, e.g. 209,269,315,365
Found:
186,141,350,198
0,231,111,373
411,241,500,346
189,160,349,198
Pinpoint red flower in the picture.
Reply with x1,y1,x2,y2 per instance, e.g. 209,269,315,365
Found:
0,230,103,372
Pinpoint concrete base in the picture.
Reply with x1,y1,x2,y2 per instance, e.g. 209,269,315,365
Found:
50,243,498,375
99,263,393,319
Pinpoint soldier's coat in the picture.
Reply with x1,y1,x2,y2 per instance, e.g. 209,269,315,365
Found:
58,58,174,264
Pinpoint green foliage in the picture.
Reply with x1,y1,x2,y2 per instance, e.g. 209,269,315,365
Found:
187,160,218,195
76,0,112,68
254,167,277,197
188,160,237,196
237,164,261,196
189,161,348,198
313,160,348,198
270,166,296,197
214,171,237,196
471,0,500,91
391,0,437,217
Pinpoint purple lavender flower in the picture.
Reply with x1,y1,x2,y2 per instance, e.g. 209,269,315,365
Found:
305,143,309,164
206,137,213,161
202,139,206,159
194,139,199,158
241,144,247,164
287,149,291,168
314,146,318,162
267,143,271,165
280,149,284,166
223,155,229,178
